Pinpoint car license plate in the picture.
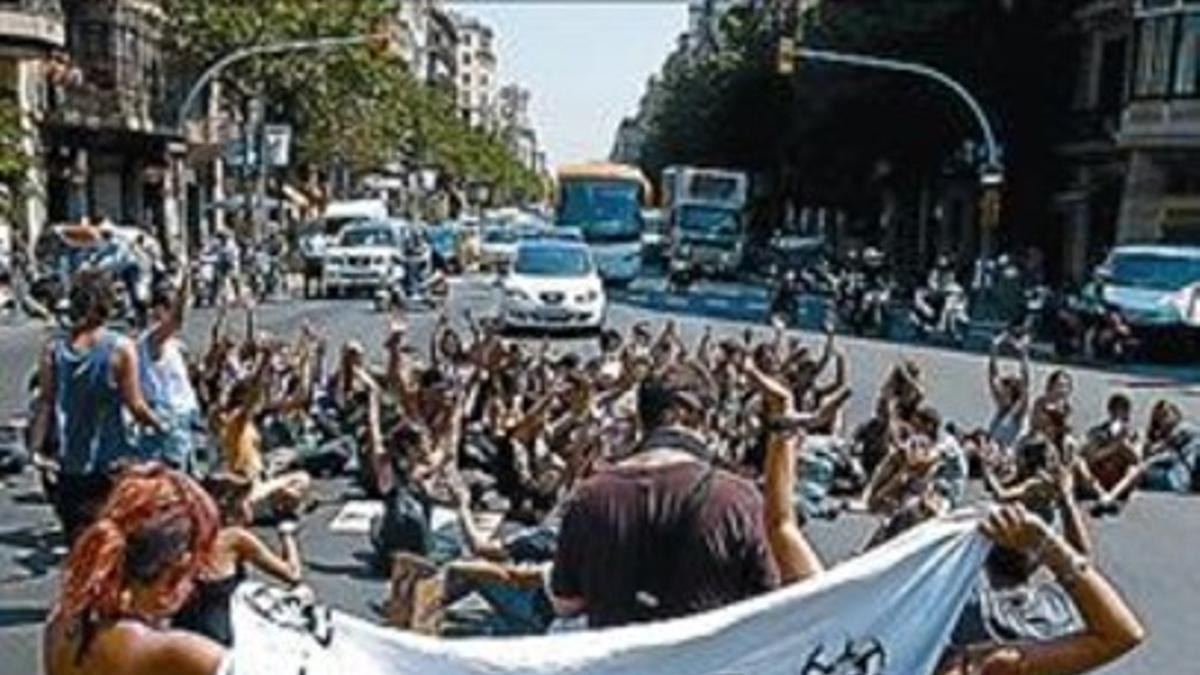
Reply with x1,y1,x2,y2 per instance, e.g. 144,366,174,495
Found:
542,308,570,321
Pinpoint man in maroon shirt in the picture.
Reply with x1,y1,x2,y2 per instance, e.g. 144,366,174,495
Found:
549,371,781,627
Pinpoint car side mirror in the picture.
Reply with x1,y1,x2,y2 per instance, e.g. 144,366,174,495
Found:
1094,267,1113,284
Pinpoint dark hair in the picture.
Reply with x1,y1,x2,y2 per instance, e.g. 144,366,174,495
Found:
1107,392,1132,416
1149,400,1181,440
911,406,942,435
599,329,622,353
637,372,703,432
149,281,174,310
67,268,115,326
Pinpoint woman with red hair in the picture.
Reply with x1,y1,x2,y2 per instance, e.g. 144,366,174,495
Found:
42,464,229,675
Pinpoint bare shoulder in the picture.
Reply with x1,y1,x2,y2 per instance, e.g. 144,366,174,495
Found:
103,623,225,675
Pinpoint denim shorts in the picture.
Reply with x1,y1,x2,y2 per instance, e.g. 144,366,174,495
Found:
138,410,198,472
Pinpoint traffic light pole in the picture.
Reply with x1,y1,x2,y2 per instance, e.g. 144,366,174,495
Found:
175,34,377,131
172,33,381,256
791,46,1003,183
782,43,1005,254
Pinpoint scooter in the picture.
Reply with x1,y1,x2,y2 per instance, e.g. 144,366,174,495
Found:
836,272,892,336
767,269,803,327
374,267,448,313
910,282,970,345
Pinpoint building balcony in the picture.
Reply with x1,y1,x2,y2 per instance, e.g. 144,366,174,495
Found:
47,73,175,138
0,0,65,54
1119,99,1200,149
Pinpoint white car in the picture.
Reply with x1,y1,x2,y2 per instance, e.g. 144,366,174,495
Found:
501,239,606,332
322,221,404,297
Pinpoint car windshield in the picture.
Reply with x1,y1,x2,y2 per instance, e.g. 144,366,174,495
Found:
339,226,395,247
1107,252,1200,291
484,227,519,244
556,179,641,242
515,246,593,276
679,205,739,238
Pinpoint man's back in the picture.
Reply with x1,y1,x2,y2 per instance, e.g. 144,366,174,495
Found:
551,457,779,628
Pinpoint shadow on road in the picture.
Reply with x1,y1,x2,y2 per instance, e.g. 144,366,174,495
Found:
0,605,47,629
0,525,64,583
305,550,384,582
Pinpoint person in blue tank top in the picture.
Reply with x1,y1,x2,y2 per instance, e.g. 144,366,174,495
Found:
30,268,165,542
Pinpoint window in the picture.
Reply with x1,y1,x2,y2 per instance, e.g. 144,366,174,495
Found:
1135,15,1177,97
462,73,471,86
1176,13,1200,95
463,52,472,65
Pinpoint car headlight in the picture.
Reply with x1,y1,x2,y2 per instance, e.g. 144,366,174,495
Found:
576,289,600,303
506,288,530,302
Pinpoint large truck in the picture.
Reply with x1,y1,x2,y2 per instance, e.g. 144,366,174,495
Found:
662,166,750,282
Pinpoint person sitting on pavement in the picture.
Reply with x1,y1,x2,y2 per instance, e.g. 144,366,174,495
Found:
213,344,312,522
1099,400,1199,502
985,331,1032,461
31,268,166,542
43,464,227,675
1075,392,1141,513
173,473,303,646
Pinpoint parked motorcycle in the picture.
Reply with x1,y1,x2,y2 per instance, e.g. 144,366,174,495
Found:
835,270,892,336
374,268,448,313
767,268,803,327
248,251,283,302
1051,298,1139,362
910,281,970,345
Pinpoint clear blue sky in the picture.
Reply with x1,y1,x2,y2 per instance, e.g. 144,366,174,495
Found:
449,1,686,167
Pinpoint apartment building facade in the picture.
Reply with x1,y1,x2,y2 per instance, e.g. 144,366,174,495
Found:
453,13,497,130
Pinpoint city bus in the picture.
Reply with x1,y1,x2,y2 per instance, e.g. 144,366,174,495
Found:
554,162,651,284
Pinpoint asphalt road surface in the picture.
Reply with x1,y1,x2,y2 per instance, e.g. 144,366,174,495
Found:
0,276,1197,674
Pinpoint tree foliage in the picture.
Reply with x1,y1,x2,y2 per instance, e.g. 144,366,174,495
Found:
640,0,1084,255
0,99,31,221
162,0,541,201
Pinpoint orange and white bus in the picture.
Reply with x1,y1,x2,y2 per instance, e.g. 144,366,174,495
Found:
554,162,651,284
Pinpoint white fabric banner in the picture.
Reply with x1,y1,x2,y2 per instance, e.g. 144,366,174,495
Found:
231,516,991,675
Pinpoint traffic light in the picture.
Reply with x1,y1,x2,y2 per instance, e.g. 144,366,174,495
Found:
368,20,399,59
777,36,796,76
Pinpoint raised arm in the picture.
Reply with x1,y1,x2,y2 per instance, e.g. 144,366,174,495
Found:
743,358,825,584
449,476,509,562
232,525,302,585
942,506,1144,675
148,275,190,353
814,346,848,400
30,342,55,460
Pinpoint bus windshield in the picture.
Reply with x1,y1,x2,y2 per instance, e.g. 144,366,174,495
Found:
678,204,739,238
556,179,642,243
